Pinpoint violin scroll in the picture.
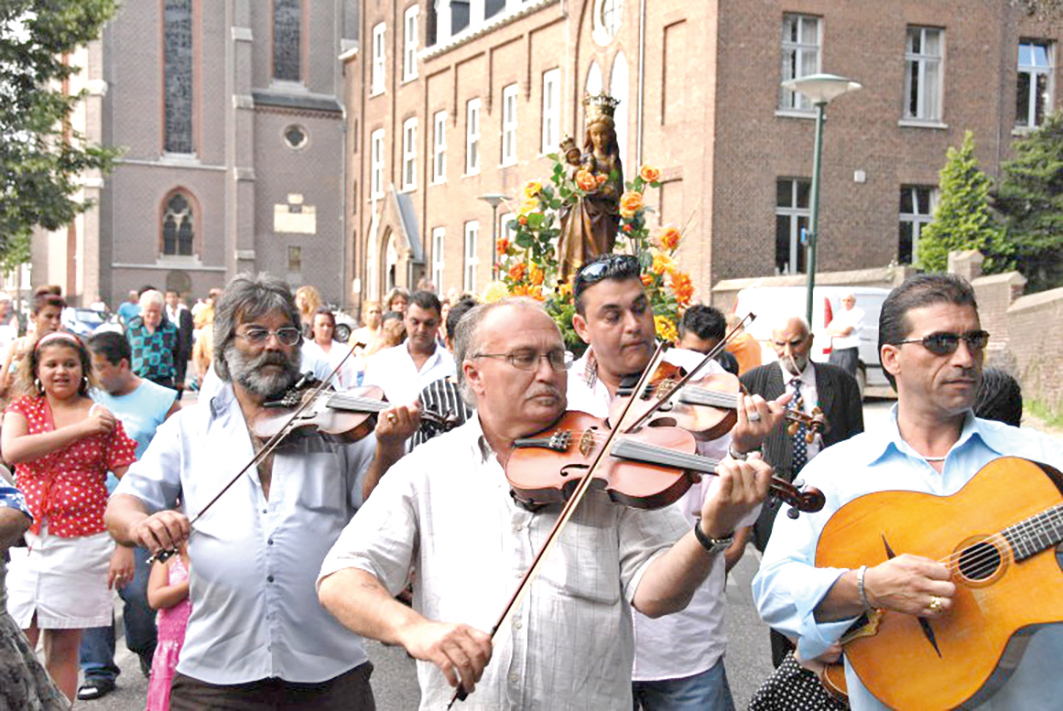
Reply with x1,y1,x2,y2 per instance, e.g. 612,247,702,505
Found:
769,477,826,518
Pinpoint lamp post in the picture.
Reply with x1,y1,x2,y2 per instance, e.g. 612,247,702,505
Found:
478,193,512,279
779,73,861,326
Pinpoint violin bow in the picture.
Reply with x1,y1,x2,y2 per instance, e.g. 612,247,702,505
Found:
446,344,670,708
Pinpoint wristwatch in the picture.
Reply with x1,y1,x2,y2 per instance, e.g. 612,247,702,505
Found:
693,517,734,554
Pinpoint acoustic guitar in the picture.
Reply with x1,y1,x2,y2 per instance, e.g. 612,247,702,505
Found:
815,457,1063,710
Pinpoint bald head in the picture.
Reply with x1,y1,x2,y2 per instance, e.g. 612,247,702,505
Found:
771,316,814,376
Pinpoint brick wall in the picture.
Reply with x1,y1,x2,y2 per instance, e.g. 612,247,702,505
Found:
1003,288,1063,414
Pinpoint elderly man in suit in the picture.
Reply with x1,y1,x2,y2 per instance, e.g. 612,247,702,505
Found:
740,315,864,666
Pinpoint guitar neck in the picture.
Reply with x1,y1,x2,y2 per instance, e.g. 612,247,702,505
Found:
1002,503,1063,562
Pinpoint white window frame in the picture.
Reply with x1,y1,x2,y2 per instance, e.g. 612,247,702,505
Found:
372,23,386,95
370,129,385,199
779,14,821,112
541,68,561,153
904,26,944,122
1016,40,1055,129
466,98,481,175
899,185,937,265
432,227,445,291
464,220,479,292
501,84,519,166
432,110,447,183
403,6,419,82
401,118,417,191
775,178,811,275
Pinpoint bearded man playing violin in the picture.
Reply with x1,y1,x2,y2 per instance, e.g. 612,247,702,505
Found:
753,274,1063,710
104,273,410,710
317,297,773,711
564,254,789,711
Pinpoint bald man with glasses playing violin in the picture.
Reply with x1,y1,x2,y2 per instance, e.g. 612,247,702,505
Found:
317,296,774,711
753,273,1063,710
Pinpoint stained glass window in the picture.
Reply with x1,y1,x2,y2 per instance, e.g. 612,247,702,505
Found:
163,193,195,256
164,0,193,154
274,0,302,82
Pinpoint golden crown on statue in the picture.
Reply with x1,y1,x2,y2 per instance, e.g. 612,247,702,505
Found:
584,92,620,126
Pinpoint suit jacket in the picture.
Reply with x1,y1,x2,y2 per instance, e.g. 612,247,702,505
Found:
741,361,864,550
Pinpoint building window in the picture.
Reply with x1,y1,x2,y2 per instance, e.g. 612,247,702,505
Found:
466,98,481,174
542,68,561,153
432,227,445,290
593,0,623,46
899,185,936,265
288,245,302,273
162,192,195,257
904,27,943,122
404,6,419,81
464,220,479,291
779,14,820,111
370,129,385,198
1017,40,1054,129
501,84,518,166
283,124,308,150
372,23,386,95
402,118,417,191
273,0,301,82
433,110,447,183
775,179,810,274
163,0,194,154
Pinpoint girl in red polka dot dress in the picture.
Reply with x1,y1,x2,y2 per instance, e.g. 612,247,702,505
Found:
1,332,137,702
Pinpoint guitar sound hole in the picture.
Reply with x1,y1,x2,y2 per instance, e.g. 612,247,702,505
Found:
958,541,1001,581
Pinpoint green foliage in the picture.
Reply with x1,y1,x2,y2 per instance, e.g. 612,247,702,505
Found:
917,131,1008,273
994,113,1063,292
0,0,120,249
0,230,32,274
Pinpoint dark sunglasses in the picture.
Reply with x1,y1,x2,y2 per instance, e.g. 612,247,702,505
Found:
894,330,990,355
573,254,640,298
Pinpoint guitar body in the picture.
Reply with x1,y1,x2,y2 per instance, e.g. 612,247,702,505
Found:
816,457,1063,710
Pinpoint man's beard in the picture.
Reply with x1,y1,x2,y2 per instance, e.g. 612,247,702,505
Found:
780,354,809,376
225,344,300,398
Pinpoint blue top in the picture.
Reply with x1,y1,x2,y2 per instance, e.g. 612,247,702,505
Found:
93,380,177,459
752,407,1063,710
0,485,29,518
117,302,140,325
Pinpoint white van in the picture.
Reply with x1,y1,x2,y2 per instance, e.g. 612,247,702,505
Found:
732,285,891,396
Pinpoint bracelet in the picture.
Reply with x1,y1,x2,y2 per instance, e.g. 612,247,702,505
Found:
728,443,758,461
857,565,874,611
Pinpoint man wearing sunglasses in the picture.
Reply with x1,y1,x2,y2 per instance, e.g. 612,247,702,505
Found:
753,273,1063,710
318,298,773,710
565,254,787,711
106,274,408,710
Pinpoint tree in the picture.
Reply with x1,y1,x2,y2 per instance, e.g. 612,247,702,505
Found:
917,131,1008,273
0,0,119,251
994,113,1063,293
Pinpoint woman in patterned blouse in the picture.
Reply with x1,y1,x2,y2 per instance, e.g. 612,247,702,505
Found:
1,332,137,702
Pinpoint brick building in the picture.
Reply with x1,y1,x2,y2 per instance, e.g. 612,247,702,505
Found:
34,1,359,307
345,0,1060,307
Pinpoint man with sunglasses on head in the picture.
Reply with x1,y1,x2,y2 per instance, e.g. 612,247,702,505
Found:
566,254,787,711
104,274,409,710
753,273,1063,710
317,297,774,711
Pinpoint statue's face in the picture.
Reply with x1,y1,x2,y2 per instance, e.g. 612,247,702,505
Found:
588,123,610,152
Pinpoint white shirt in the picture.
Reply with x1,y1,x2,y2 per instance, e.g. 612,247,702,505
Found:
319,415,689,710
567,347,757,681
115,384,375,684
362,341,455,406
777,360,823,460
302,340,359,390
830,306,865,350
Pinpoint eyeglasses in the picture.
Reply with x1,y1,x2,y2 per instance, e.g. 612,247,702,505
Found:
894,330,989,356
235,327,302,346
473,349,573,371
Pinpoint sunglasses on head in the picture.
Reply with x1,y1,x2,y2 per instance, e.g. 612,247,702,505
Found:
894,330,990,356
574,254,640,293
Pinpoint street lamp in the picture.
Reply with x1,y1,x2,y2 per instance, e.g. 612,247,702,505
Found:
780,73,862,325
478,193,512,279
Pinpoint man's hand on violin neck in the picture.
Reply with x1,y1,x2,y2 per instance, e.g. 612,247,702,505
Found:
730,392,791,454
376,402,421,445
399,618,492,693
699,455,772,539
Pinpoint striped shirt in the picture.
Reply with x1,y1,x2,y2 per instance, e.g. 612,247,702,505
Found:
410,377,475,450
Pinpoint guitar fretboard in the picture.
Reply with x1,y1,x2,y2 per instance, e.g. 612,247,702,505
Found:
1001,503,1063,562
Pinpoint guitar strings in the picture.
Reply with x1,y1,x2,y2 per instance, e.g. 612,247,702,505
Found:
932,505,1063,574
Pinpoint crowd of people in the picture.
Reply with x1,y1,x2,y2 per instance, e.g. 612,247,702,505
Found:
0,262,1059,711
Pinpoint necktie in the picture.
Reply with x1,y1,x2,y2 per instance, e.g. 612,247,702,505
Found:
788,378,809,474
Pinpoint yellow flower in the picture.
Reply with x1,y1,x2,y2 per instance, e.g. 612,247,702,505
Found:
528,264,545,286
640,165,661,183
651,253,676,277
481,281,510,303
511,284,545,301
656,225,681,251
518,196,540,217
654,315,678,344
619,191,644,219
523,180,543,198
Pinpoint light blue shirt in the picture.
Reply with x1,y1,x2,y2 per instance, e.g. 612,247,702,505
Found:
115,384,375,684
93,380,176,459
752,407,1063,710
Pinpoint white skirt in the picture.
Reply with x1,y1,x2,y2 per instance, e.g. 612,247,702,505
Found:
5,529,114,629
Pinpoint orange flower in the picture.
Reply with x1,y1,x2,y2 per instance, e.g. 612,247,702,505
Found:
595,173,608,185
523,180,543,198
575,169,598,191
622,224,633,233
651,253,676,276
518,215,528,225
508,262,527,281
528,264,545,286
619,191,644,218
496,238,510,256
640,273,654,287
656,226,681,251
670,271,694,306
512,284,545,301
640,165,661,183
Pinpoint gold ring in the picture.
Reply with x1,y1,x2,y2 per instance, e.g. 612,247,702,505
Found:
927,596,944,613
387,413,398,424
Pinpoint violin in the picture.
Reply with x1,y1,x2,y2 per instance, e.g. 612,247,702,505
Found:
507,410,826,515
610,362,827,442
